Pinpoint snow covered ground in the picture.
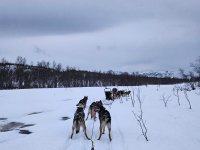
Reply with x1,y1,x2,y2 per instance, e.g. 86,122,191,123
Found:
0,85,200,150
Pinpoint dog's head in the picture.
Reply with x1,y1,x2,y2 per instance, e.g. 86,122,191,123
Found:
76,102,85,108
83,96,88,102
112,88,118,93
96,100,103,107
94,100,103,112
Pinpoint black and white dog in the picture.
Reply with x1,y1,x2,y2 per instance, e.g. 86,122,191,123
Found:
76,96,88,110
94,100,112,141
70,103,90,140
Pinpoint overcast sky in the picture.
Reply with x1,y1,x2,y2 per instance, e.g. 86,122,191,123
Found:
0,0,200,73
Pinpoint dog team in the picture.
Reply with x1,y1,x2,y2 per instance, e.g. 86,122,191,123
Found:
70,96,112,141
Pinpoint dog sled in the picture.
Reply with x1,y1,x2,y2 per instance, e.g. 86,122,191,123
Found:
104,87,131,101
104,88,113,100
104,87,119,100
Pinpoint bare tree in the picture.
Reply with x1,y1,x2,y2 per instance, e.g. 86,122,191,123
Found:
37,60,50,68
179,68,188,79
16,56,26,65
183,90,192,109
131,87,135,108
132,88,148,141
160,94,171,108
173,86,181,106
1,58,8,63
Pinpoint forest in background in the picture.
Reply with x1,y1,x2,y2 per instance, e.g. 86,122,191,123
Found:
0,56,198,90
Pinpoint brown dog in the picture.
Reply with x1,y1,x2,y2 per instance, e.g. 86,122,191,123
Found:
86,102,97,121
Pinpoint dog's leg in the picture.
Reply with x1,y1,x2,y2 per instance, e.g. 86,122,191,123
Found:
103,125,105,134
97,124,103,140
101,121,106,134
107,123,112,141
91,109,96,121
86,108,91,120
82,122,90,140
70,124,75,139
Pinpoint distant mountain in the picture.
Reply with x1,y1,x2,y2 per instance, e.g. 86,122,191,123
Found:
139,71,180,78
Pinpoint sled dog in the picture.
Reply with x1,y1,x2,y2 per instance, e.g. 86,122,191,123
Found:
94,100,112,141
70,104,90,140
86,102,97,120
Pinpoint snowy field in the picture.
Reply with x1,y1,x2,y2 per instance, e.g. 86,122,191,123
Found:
0,85,200,150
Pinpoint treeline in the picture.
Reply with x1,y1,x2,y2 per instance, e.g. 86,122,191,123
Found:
0,56,190,90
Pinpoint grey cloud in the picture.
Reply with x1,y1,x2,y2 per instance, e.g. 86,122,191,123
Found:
0,0,200,73
0,0,200,36
0,0,130,36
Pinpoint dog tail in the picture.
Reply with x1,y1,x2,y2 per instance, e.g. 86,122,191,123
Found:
75,118,80,134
